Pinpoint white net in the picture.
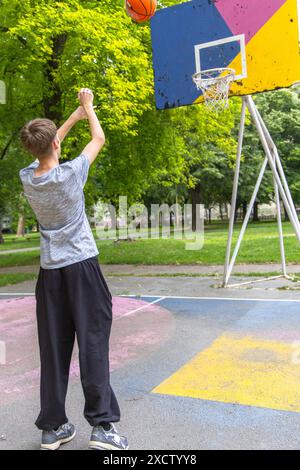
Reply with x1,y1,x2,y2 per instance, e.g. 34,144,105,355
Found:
192,68,235,112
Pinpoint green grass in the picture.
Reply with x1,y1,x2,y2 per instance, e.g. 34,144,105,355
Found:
0,221,299,267
0,273,37,287
98,221,300,265
92,227,153,239
0,233,40,251
0,251,40,268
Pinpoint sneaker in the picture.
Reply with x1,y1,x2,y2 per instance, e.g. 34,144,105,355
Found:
88,423,129,450
41,422,76,450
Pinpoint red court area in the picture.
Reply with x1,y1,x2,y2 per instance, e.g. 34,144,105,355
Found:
0,296,174,406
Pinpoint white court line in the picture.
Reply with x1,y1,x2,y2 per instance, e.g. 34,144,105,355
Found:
116,296,166,319
0,293,35,296
0,293,300,303
0,293,167,319
120,294,300,303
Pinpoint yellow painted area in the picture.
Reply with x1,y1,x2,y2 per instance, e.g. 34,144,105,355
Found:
153,334,300,412
194,0,300,103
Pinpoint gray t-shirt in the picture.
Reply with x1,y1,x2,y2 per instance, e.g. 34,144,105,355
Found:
19,154,99,270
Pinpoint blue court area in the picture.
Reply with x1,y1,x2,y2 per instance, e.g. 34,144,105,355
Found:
1,294,300,449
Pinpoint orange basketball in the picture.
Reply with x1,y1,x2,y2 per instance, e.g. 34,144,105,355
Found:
125,0,157,23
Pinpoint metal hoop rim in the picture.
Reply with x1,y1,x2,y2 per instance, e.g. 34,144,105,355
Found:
192,67,236,84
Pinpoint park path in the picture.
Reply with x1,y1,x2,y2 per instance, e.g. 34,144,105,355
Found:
0,263,300,276
0,247,39,255
0,230,175,256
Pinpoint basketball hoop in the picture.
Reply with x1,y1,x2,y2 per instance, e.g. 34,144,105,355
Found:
192,68,235,112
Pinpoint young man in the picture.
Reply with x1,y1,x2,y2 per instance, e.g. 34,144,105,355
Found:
19,88,128,451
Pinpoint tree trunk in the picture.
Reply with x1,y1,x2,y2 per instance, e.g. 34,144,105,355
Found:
108,205,117,230
0,216,4,244
225,204,229,220
234,205,239,223
175,196,180,225
43,33,67,122
189,187,201,232
283,204,289,222
16,214,25,237
242,201,247,220
219,203,223,220
252,201,259,222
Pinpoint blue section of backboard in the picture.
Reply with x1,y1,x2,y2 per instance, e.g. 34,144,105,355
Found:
151,0,237,110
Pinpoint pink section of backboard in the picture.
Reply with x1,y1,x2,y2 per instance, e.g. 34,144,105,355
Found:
215,0,287,43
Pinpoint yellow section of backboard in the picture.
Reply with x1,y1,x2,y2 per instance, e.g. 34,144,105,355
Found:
153,333,300,412
194,0,300,104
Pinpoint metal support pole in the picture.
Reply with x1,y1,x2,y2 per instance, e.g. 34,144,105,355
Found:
223,95,299,287
274,150,300,231
224,156,268,285
250,106,287,275
255,107,300,233
246,96,300,242
273,153,287,276
222,99,247,287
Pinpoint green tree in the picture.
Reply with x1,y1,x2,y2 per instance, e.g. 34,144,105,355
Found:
0,0,184,235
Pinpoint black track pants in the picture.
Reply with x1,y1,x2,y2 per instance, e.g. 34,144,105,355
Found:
34,256,120,431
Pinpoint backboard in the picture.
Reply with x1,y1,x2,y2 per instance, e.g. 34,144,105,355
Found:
151,0,300,109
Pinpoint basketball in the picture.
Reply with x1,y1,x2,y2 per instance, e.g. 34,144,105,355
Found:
125,0,157,23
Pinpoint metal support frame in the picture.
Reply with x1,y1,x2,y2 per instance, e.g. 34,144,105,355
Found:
223,95,300,288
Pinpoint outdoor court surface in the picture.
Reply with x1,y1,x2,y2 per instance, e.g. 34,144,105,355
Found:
1,292,300,450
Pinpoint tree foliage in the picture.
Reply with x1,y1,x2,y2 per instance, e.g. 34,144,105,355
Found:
0,0,299,237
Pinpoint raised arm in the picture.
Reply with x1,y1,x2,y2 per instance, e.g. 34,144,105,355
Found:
78,88,105,165
57,106,87,143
